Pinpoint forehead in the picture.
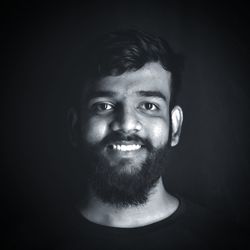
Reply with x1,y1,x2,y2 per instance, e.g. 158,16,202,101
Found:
88,62,172,100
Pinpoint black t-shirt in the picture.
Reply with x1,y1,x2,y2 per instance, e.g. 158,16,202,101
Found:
11,197,247,250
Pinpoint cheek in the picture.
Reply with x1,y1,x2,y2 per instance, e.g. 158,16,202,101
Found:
82,118,109,145
147,119,169,148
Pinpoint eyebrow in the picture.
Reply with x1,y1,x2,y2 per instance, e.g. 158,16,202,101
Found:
88,90,116,98
136,91,167,101
88,90,167,101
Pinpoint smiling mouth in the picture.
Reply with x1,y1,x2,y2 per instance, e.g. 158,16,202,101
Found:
107,144,143,152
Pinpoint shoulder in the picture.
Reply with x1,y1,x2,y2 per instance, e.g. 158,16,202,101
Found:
176,197,249,249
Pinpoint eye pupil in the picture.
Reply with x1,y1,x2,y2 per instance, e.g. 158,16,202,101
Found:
96,103,112,112
102,104,107,110
146,103,153,110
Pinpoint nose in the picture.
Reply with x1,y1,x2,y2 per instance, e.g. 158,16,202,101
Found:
110,106,142,133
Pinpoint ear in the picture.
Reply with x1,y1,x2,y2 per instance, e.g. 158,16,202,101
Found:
67,107,79,148
170,106,183,147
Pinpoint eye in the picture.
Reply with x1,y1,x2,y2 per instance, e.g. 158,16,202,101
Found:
93,102,114,113
140,102,159,111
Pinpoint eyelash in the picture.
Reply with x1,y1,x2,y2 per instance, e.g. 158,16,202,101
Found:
139,102,159,111
92,102,114,112
91,102,160,114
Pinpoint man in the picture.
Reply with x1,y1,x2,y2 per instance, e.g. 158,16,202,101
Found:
58,29,239,249
68,29,183,225
69,29,183,225
53,30,234,249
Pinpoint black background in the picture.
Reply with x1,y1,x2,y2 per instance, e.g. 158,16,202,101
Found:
2,0,250,247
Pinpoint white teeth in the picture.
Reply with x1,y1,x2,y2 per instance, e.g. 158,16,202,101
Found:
110,144,141,151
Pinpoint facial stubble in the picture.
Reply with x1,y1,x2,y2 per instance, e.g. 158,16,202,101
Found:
82,140,169,208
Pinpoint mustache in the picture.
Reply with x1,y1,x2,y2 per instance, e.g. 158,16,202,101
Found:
99,131,154,151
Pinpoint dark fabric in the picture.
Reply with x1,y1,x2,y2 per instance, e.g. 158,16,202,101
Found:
9,197,247,250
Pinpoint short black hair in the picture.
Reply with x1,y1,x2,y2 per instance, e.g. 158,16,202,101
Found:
70,29,183,108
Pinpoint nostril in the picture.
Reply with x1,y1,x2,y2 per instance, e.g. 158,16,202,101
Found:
110,119,142,133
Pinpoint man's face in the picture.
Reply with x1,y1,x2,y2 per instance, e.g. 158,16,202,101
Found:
82,62,171,169
76,62,178,206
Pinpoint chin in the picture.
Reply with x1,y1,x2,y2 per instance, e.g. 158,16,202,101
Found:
105,157,145,174
116,162,143,175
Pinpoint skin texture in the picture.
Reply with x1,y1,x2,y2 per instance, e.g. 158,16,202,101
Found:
80,63,175,173
70,62,183,227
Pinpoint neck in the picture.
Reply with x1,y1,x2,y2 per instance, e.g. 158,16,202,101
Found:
80,177,179,228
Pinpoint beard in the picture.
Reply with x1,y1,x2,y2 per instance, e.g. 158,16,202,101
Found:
81,132,169,208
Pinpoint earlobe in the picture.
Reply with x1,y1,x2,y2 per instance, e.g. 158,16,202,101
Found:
67,108,79,148
170,106,183,147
